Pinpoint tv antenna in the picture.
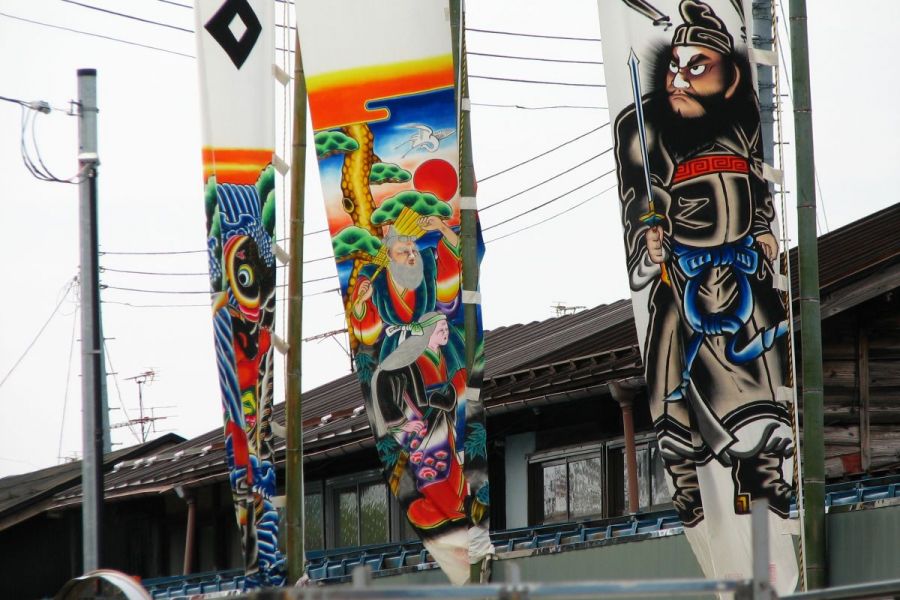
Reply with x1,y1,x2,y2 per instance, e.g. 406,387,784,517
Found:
118,369,169,443
552,302,586,317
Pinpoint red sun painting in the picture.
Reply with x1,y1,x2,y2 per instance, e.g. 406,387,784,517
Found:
413,159,458,202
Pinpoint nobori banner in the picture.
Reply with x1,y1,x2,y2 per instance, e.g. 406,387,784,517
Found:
596,0,799,594
295,0,491,585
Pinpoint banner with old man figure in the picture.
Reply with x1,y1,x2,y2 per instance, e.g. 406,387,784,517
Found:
194,0,283,588
596,0,798,593
295,0,491,585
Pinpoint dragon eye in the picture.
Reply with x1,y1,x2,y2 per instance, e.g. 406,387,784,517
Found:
668,61,678,74
689,64,706,76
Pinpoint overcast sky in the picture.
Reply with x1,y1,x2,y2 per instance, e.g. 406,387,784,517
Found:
0,0,897,477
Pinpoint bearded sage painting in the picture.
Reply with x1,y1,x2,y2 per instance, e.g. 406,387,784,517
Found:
596,0,798,593
194,0,284,588
295,0,491,585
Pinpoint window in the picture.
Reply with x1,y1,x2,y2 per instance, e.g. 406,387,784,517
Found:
529,446,605,524
275,483,325,553
326,472,390,549
618,439,671,513
304,491,324,551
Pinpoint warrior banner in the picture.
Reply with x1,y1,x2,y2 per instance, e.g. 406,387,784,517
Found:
195,0,283,587
596,0,798,593
295,0,491,584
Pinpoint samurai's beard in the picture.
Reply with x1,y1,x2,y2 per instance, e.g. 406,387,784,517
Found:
662,90,734,157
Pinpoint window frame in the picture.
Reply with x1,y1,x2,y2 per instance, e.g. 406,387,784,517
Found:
527,442,608,525
323,469,390,549
607,434,673,514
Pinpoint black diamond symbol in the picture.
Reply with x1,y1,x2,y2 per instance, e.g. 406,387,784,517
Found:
205,0,262,70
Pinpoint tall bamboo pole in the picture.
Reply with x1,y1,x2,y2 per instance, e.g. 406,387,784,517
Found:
789,0,826,589
286,30,307,584
450,0,485,584
449,0,478,376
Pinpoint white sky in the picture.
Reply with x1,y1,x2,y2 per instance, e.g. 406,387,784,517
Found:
0,0,897,477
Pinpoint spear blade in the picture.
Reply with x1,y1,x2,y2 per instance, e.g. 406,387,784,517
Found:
626,48,664,227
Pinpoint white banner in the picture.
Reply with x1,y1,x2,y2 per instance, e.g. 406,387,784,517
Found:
195,0,283,588
596,1,799,594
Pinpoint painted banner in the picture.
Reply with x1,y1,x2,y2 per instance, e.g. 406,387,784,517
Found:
195,0,284,587
296,0,491,585
596,1,798,593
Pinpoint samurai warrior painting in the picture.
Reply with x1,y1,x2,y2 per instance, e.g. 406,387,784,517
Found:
614,0,793,526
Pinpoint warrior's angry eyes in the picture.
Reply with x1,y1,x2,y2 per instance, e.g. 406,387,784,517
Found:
669,61,707,76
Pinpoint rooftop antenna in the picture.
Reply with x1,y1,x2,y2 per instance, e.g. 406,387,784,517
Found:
552,302,586,317
122,369,165,443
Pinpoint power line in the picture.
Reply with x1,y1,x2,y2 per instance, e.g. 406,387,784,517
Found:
0,277,76,389
157,0,192,8
486,183,618,244
774,5,830,234
483,169,616,232
103,340,142,443
469,74,605,88
56,304,79,463
482,148,613,212
101,283,340,296
0,11,196,59
472,102,606,111
465,27,601,42
61,0,193,33
467,51,603,65
479,124,609,182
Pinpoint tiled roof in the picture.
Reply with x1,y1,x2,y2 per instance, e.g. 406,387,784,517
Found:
0,433,185,529
6,202,900,522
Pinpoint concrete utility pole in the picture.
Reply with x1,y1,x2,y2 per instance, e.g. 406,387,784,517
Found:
77,67,104,573
788,0,826,589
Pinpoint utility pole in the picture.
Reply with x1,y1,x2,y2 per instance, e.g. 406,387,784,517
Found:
285,30,307,584
77,67,104,573
789,0,826,589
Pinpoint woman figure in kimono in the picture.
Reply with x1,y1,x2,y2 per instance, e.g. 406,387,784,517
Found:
368,311,472,583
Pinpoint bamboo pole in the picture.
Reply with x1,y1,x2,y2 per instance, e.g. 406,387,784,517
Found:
286,30,308,584
789,0,826,589
449,0,478,376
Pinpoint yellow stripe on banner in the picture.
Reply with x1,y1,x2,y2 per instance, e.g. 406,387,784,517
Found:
305,54,454,131
202,147,273,185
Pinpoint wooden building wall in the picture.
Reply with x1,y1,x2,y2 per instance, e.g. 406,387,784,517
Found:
818,291,900,478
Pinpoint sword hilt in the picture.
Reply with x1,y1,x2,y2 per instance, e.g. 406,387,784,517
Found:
640,210,666,226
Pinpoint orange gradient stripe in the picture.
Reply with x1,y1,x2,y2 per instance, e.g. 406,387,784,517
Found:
306,55,453,131
202,147,272,185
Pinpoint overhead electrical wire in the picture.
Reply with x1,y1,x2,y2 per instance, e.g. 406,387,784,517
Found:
481,148,613,212
774,4,830,234
465,27,601,42
102,340,142,444
469,74,604,88
482,168,617,232
0,11,196,58
157,0,192,8
486,182,618,244
472,102,606,111
101,284,340,297
0,277,76,389
61,0,194,33
56,299,80,462
467,51,602,65
479,124,609,182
